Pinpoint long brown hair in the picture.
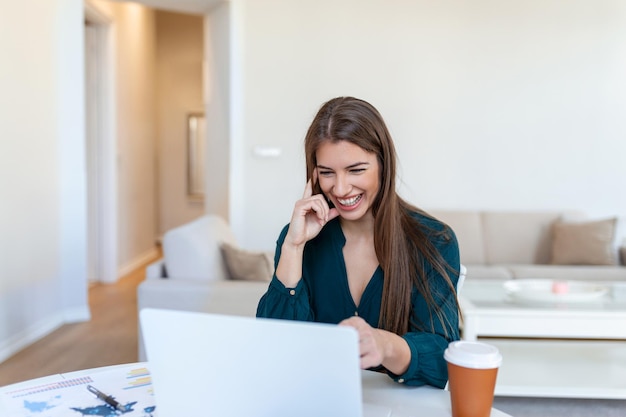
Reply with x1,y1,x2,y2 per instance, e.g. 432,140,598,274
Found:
304,97,458,336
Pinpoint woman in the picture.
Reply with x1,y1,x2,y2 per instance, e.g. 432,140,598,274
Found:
256,96,460,388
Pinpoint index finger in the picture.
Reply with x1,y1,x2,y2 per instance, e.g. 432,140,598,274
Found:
303,178,313,198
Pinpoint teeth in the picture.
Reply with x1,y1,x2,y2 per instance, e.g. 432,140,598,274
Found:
337,195,362,206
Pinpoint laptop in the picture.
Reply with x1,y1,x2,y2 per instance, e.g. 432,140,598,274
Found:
140,308,364,417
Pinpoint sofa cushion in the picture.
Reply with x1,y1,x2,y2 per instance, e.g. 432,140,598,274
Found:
429,210,486,264
551,218,618,266
163,215,237,281
220,243,273,281
482,212,565,264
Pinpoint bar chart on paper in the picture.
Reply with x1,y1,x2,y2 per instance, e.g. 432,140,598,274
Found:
0,364,156,417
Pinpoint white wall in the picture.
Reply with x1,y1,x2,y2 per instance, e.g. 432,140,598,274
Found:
90,0,160,274
0,0,89,362
112,3,160,273
0,0,162,363
224,0,626,251
204,2,231,221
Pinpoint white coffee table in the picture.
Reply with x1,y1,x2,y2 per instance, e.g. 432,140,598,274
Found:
460,280,626,341
459,280,626,399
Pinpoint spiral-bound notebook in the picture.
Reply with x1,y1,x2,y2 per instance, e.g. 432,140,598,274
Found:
140,308,364,417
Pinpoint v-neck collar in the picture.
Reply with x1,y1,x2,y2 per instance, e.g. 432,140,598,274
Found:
331,220,382,311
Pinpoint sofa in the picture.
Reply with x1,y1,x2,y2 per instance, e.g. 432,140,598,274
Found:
431,210,626,281
137,211,626,359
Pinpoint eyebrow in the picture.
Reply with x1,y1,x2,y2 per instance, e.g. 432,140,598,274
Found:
317,162,370,170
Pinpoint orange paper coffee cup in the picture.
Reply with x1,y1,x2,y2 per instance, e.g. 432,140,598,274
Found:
444,341,502,417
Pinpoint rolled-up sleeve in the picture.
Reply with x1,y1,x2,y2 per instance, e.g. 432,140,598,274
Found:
256,275,314,321
393,332,452,387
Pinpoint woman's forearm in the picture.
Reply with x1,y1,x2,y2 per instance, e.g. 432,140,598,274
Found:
275,242,305,288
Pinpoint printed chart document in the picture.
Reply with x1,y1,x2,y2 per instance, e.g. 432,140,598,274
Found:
0,363,156,417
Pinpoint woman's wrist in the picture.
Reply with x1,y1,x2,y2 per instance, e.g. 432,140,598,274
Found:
281,239,306,254
380,330,411,376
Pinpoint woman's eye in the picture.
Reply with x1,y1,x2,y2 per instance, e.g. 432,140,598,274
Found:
318,171,333,177
350,168,365,174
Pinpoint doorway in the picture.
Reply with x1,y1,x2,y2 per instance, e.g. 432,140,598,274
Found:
84,2,118,283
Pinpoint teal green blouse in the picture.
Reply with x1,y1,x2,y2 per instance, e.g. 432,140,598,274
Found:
256,212,460,388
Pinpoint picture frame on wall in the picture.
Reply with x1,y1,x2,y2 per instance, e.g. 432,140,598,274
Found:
187,112,206,201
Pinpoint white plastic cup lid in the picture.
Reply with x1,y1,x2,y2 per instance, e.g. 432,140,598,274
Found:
444,341,503,369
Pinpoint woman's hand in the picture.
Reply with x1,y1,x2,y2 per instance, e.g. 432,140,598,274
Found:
274,172,339,288
340,316,386,369
284,171,339,248
339,316,410,376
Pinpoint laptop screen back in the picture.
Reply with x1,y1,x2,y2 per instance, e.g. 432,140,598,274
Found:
140,308,363,417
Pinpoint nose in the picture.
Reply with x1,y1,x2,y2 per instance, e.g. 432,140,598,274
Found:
333,173,351,196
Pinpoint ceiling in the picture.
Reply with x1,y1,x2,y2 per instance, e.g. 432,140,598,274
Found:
112,0,224,15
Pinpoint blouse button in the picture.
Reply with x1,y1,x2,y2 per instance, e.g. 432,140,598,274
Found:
289,289,296,296
398,378,405,384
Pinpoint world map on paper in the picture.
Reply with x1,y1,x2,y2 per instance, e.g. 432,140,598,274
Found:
23,399,155,416
1,365,157,417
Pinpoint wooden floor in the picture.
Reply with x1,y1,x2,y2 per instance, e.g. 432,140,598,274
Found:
0,260,152,387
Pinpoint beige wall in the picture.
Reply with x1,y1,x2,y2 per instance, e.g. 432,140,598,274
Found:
155,10,205,235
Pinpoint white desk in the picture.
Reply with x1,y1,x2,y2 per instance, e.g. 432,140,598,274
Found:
361,371,511,416
0,363,512,416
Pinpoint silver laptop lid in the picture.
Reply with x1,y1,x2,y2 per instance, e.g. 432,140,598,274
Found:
140,308,363,417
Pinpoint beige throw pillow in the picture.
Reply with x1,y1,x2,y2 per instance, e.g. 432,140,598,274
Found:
551,218,618,265
220,243,273,281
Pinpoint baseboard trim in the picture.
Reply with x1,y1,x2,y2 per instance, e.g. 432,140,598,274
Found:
0,313,65,364
117,247,160,280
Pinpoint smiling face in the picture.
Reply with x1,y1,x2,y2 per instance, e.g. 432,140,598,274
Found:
316,140,380,222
